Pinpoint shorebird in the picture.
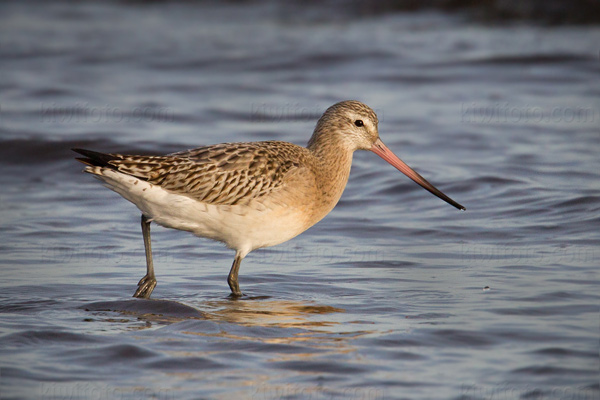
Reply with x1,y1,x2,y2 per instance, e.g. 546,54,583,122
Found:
73,100,464,299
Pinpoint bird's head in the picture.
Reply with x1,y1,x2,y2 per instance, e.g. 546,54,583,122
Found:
309,100,465,211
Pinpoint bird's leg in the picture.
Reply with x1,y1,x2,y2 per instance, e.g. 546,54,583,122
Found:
227,252,243,297
133,214,157,298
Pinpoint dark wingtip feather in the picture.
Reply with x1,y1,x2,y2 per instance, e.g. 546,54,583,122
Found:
72,148,118,168
74,157,94,166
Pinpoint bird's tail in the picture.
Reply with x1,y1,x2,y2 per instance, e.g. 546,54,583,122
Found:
72,148,119,170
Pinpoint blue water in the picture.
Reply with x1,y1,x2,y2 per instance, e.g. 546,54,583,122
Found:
1,1,599,399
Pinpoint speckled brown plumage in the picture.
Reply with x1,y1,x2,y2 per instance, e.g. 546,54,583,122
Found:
87,141,313,207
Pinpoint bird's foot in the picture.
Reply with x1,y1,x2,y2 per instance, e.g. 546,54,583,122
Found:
227,275,243,299
227,291,244,300
133,274,157,299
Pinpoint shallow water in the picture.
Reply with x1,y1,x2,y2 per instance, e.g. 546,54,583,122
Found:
1,1,599,399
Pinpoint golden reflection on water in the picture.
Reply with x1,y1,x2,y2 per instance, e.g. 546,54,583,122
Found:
178,297,376,386
200,299,345,329
85,298,376,347
182,298,376,349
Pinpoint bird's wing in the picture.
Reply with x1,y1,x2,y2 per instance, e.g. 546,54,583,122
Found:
104,141,310,206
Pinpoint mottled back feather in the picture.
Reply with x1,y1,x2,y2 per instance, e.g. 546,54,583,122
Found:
94,141,311,206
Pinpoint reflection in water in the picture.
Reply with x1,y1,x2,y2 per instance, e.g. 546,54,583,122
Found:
84,298,348,331
178,298,377,394
83,299,205,330
200,298,345,329
83,297,376,345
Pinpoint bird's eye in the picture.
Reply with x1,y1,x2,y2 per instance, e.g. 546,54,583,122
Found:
354,120,364,127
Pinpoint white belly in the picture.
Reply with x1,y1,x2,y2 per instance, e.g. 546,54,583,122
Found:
91,168,309,257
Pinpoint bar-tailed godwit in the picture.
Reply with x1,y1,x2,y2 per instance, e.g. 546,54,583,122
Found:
74,100,464,298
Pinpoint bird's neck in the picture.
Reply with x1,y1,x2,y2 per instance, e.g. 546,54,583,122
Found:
306,133,354,217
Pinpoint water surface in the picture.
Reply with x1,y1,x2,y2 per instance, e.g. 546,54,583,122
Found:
0,1,599,399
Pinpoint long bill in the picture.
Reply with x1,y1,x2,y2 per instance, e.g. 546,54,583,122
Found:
371,138,465,211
